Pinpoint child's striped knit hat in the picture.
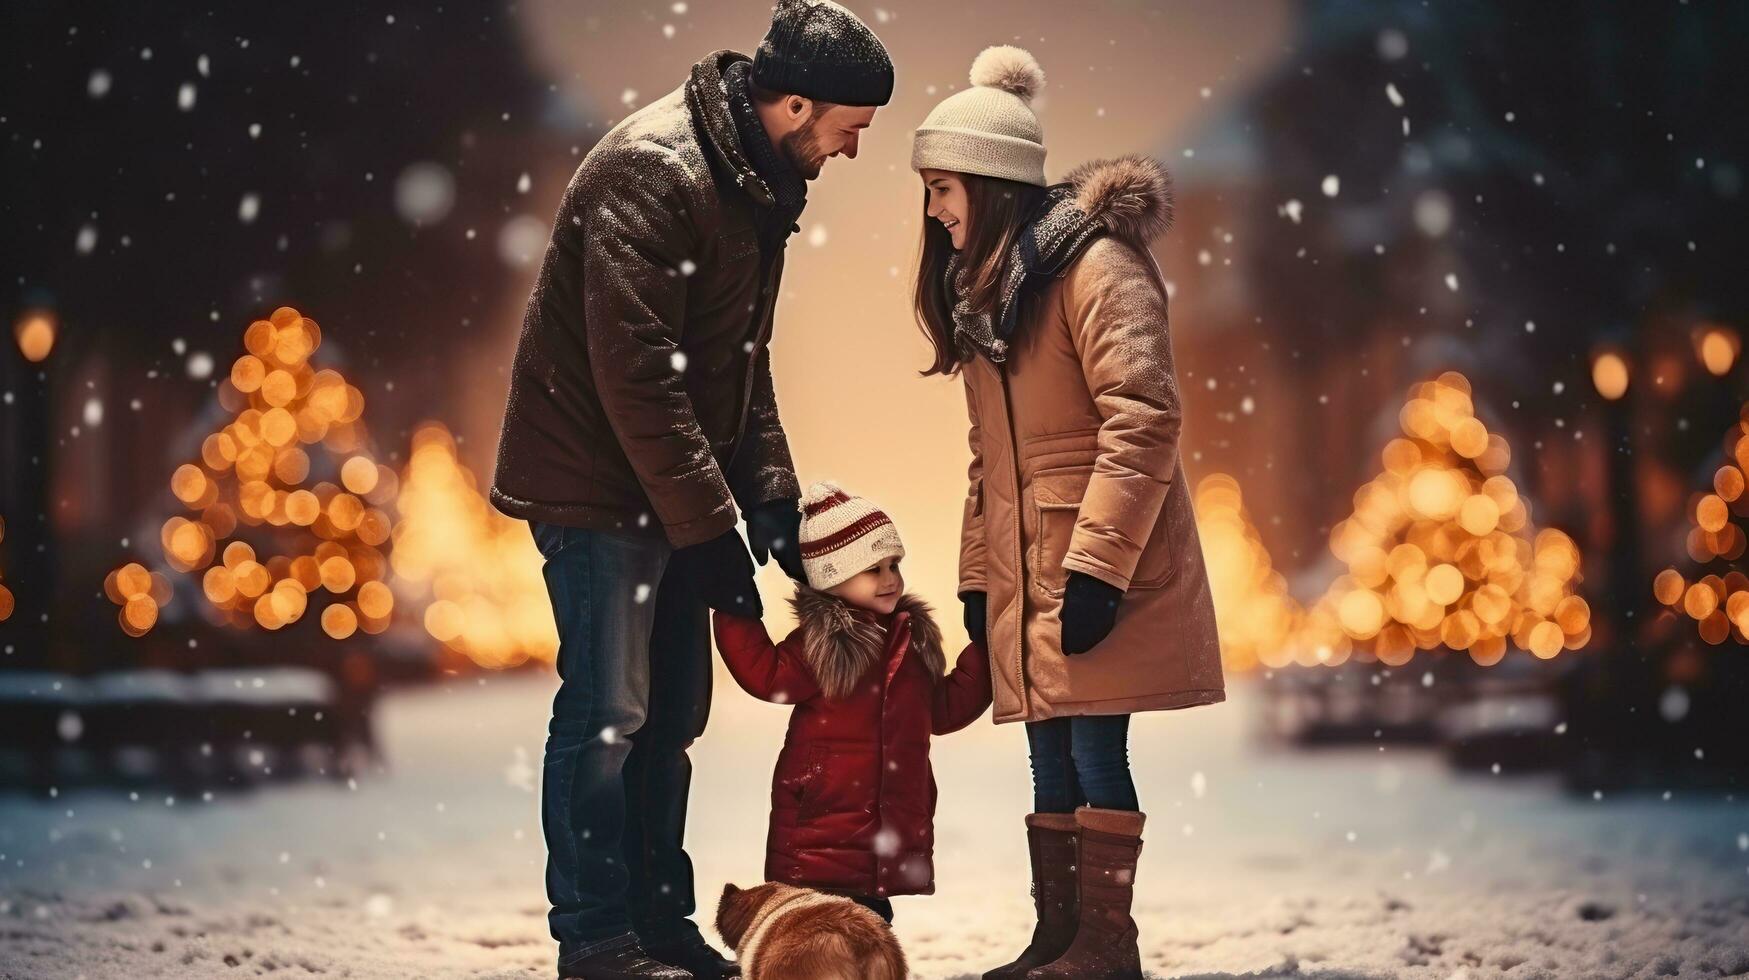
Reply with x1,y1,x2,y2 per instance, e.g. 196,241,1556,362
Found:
798,481,905,591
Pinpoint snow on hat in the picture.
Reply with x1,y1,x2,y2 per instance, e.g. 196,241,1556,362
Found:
753,0,895,108
911,46,1048,186
798,481,905,591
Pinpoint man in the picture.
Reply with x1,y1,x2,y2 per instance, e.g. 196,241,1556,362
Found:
489,3,892,978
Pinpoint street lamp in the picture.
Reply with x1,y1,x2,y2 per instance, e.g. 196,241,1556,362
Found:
1697,324,1739,377
14,311,56,363
1591,350,1630,401
3,308,57,663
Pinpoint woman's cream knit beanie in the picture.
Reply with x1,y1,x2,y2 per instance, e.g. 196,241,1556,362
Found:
911,46,1047,186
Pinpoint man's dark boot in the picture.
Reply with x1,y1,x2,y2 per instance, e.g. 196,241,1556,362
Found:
642,931,740,979
562,935,694,979
982,813,1081,979
1026,807,1146,980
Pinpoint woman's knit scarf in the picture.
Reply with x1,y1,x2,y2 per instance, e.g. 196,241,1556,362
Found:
946,184,1107,364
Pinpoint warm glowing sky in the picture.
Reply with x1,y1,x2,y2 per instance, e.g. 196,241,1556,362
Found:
509,0,1293,636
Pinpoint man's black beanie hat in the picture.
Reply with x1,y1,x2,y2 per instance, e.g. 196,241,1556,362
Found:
752,0,894,107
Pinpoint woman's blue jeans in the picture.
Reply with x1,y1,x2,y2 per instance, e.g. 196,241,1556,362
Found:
1024,714,1139,813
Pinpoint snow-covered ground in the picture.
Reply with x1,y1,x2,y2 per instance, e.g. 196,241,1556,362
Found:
2,670,1747,979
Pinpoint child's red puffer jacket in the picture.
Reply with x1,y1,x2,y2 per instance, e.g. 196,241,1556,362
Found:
713,585,991,899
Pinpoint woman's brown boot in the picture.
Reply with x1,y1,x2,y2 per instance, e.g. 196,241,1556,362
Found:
980,813,1080,979
1025,806,1145,980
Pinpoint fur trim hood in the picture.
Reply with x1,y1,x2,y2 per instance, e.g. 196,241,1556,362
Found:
789,585,946,701
1065,154,1175,245
948,154,1175,363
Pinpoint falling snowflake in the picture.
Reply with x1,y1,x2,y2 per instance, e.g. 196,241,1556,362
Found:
1279,199,1303,224
497,215,547,267
238,193,260,224
807,224,828,247
1659,687,1690,723
177,82,196,111
395,163,456,224
87,70,111,98
872,827,901,857
186,351,214,380
76,225,98,255
504,746,535,792
670,351,688,372
1377,28,1408,60
1321,175,1340,198
1414,190,1452,236
516,172,532,194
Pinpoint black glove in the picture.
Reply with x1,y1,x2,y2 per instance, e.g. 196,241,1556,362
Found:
961,591,988,649
746,498,805,582
682,529,764,618
1060,572,1122,655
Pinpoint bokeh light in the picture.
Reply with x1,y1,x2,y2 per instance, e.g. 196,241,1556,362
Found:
389,424,557,668
1201,372,1590,671
1697,325,1739,377
13,310,57,363
1591,351,1630,401
1652,394,1749,643
116,306,399,640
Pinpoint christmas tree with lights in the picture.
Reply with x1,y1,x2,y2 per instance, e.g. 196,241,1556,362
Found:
1287,372,1591,669
1651,404,1749,644
107,307,398,639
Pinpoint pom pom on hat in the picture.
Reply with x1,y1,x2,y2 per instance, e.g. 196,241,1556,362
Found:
969,45,1045,102
913,45,1049,185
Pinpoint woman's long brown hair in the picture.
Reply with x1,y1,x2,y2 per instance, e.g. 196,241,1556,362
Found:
913,173,1048,377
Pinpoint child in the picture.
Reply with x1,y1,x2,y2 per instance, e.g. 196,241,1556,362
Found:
712,481,992,924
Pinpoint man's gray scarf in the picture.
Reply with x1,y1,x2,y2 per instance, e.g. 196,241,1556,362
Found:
723,59,808,252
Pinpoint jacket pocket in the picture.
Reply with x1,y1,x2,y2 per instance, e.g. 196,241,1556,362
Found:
1026,465,1092,599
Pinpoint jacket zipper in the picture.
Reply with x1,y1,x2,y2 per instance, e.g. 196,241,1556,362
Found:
994,361,1028,712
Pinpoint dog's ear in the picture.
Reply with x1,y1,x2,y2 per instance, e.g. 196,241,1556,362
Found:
715,881,757,950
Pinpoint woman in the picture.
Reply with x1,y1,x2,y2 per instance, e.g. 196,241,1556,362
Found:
910,47,1226,980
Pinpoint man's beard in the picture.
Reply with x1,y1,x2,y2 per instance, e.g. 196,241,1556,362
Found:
780,119,828,180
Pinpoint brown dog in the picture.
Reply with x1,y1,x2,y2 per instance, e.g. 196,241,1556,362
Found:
716,882,907,980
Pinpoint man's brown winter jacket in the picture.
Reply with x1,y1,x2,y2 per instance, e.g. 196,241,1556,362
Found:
491,50,800,547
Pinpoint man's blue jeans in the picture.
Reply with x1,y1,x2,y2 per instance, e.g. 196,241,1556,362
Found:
531,523,714,970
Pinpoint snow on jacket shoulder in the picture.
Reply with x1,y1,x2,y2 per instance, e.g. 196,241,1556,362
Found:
490,50,800,546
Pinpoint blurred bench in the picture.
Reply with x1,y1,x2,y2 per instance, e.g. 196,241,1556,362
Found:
0,665,372,794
